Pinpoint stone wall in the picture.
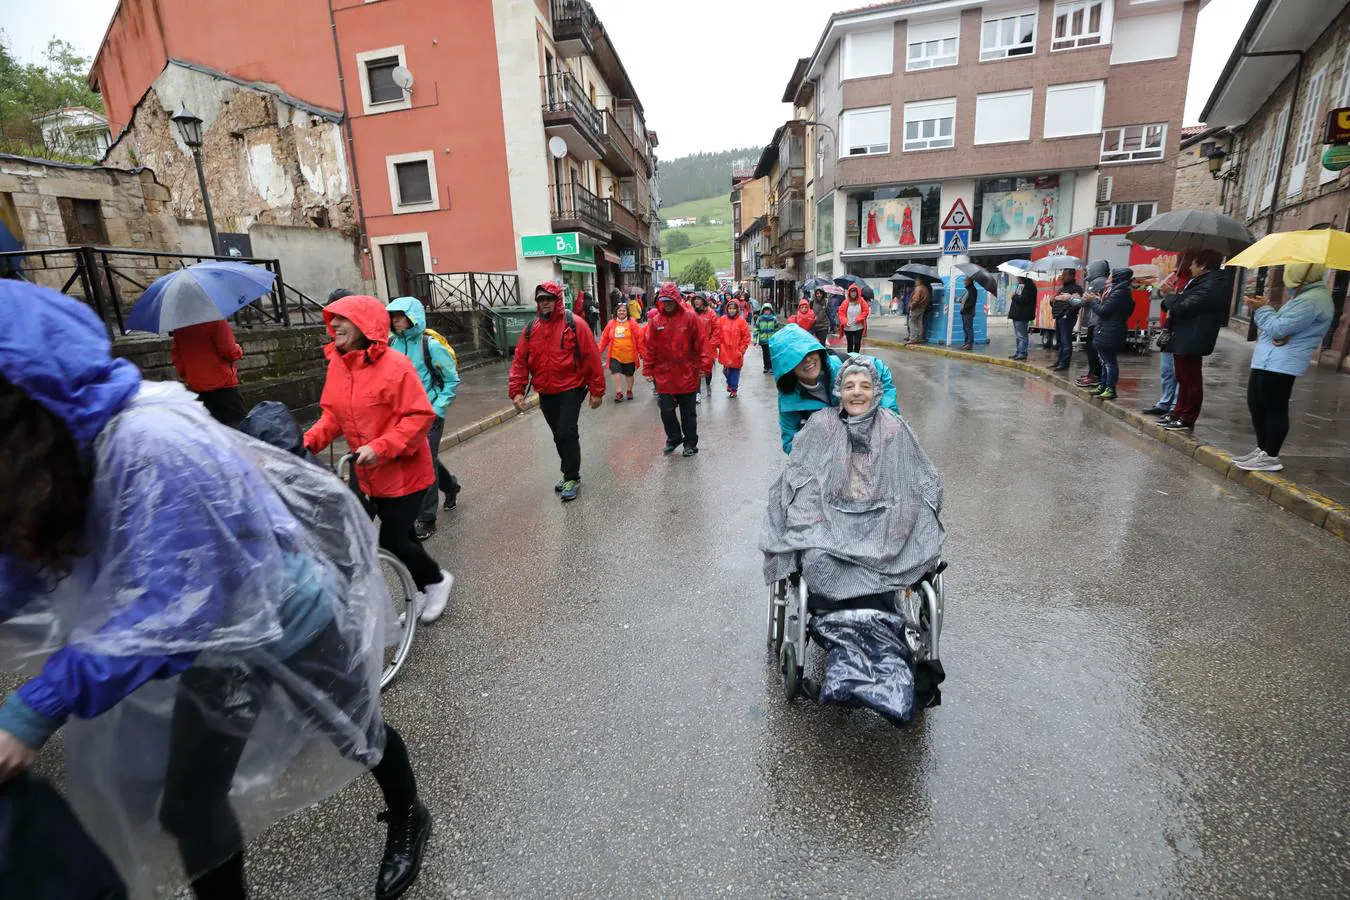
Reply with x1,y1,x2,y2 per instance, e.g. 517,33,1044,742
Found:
1171,138,1227,213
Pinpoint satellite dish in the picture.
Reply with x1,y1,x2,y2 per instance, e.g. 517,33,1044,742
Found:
391,66,414,91
548,136,568,159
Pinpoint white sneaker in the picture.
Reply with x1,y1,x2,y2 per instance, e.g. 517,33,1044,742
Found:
419,570,454,623
1236,451,1284,472
1231,447,1263,464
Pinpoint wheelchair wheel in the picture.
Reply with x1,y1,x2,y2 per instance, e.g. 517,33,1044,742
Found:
780,642,801,700
767,582,787,653
378,549,418,691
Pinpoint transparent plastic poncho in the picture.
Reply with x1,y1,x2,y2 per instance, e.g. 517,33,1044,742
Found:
0,383,392,898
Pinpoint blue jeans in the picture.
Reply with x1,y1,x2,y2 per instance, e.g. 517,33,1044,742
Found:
1054,318,1075,367
1012,320,1029,357
724,366,741,392
1097,345,1119,389
1157,351,1177,410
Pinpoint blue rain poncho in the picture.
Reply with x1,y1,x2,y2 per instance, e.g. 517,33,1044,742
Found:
0,284,393,896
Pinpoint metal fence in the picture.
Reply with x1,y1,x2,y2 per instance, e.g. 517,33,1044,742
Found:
0,245,327,335
410,271,521,312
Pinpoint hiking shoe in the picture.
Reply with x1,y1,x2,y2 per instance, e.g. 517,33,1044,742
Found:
553,477,581,493
663,441,681,455
682,446,699,457
1236,451,1283,472
419,570,454,623
1231,447,1263,464
375,800,431,900
1098,387,1117,401
414,521,435,542
560,480,579,501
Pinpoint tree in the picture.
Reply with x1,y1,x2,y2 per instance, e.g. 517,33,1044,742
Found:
0,33,106,161
705,274,719,291
663,230,692,252
677,257,714,288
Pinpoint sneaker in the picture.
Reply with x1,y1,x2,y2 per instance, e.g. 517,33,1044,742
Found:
614,392,624,403
1141,405,1169,416
729,390,737,398
559,479,579,502
443,483,459,510
682,446,699,457
375,800,432,900
553,476,580,493
1237,451,1283,472
695,394,702,404
419,570,453,623
1161,418,1193,431
414,521,435,542
626,390,634,400
1231,447,1263,465
1099,387,1117,401
1076,375,1099,387
663,441,681,455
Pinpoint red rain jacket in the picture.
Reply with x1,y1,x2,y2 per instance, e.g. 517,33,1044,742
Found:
508,294,606,398
303,295,436,498
715,301,752,368
838,292,871,337
171,319,243,392
787,300,815,332
643,300,707,394
693,307,719,376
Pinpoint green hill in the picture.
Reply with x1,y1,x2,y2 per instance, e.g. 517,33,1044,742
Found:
660,194,733,276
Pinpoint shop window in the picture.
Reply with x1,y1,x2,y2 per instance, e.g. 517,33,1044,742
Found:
846,182,942,249
981,10,1037,61
58,197,108,245
973,174,1067,243
1100,123,1166,163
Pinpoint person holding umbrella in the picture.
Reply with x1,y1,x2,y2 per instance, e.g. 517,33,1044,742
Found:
908,279,931,344
1007,275,1037,360
1156,250,1227,431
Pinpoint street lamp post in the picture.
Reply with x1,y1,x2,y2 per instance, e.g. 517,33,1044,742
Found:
172,104,220,256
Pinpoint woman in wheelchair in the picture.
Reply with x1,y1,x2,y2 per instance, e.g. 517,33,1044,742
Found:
760,357,946,723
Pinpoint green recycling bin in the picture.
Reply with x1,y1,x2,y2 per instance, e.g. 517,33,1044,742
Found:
486,305,538,355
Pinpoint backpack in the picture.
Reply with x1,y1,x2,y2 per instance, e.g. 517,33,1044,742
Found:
524,310,583,370
420,328,456,391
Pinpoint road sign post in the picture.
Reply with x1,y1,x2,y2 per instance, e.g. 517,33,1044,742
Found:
940,227,970,346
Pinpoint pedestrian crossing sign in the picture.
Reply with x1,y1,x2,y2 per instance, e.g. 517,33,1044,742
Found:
942,229,970,255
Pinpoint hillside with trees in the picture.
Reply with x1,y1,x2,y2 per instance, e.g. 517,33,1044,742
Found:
657,147,760,207
0,33,105,162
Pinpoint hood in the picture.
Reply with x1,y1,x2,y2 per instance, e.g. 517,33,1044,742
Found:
535,280,566,318
0,281,142,455
726,299,740,316
770,324,827,393
797,299,812,313
845,285,863,301
1087,259,1110,282
1109,268,1134,289
387,296,427,338
324,294,391,349
833,355,883,414
763,303,774,312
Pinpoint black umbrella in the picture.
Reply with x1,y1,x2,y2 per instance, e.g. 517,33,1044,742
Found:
801,277,831,293
894,263,942,284
889,270,916,283
833,274,865,289
1126,209,1254,256
860,284,875,301
955,263,997,293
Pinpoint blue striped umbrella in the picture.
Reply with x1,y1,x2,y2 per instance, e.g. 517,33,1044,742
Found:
126,261,277,333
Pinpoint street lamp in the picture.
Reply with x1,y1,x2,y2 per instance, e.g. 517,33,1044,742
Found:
172,104,220,256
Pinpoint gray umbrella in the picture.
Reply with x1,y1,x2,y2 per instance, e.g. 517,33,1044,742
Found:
889,272,916,283
955,263,998,293
1032,254,1085,273
1126,209,1254,256
894,263,942,283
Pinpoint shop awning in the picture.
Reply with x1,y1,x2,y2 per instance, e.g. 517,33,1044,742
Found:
561,258,597,273
602,249,622,264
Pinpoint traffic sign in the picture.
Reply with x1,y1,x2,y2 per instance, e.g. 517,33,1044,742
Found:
942,229,970,255
521,232,581,258
941,198,973,230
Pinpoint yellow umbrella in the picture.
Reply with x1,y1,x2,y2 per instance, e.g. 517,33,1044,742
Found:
1225,228,1350,270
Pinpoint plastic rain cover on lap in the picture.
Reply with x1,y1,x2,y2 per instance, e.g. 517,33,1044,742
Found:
810,609,915,725
759,358,945,601
2,383,391,898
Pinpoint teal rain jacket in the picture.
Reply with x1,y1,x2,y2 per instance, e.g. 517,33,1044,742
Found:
768,324,899,454
387,296,460,417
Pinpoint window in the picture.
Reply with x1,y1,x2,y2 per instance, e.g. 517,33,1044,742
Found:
1245,131,1270,219
1288,67,1327,197
840,106,891,157
1260,104,1291,212
1100,123,1166,163
57,197,108,245
904,98,956,151
842,28,893,80
846,183,942,248
1043,80,1105,138
1323,45,1350,184
1096,201,1156,227
817,192,835,257
1111,9,1181,64
981,10,1037,61
1052,1,1107,51
356,46,411,115
907,19,959,70
975,89,1033,144
385,151,439,212
974,174,1066,242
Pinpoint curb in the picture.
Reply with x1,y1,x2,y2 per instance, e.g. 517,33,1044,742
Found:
868,337,1350,546
438,394,540,452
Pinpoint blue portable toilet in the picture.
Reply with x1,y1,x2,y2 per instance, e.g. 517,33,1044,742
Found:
926,279,989,346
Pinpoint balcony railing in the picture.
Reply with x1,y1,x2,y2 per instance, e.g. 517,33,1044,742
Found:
602,109,635,175
551,0,597,49
551,181,610,235
541,72,603,142
609,197,639,242
776,164,805,199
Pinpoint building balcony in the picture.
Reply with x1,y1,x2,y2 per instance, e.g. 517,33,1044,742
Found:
550,181,610,241
602,110,635,176
550,0,596,56
775,165,805,201
541,73,603,161
608,197,640,244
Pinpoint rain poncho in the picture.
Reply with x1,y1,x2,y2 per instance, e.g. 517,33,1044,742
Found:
0,284,392,897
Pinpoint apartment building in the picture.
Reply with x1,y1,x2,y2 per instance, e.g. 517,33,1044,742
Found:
791,0,1200,289
89,0,659,306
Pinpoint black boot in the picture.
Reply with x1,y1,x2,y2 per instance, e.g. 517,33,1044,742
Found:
375,801,431,900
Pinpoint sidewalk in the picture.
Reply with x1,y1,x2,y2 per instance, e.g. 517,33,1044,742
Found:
865,314,1350,518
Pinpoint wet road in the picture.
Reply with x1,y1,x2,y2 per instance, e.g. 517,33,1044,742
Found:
244,348,1350,898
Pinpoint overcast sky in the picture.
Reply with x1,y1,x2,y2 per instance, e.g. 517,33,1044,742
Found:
4,0,1260,160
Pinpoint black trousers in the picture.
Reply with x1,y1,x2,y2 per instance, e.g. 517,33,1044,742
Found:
658,392,698,449
760,342,773,371
1247,368,1297,456
198,387,247,428
845,329,863,353
160,620,417,899
538,387,586,481
959,314,974,347
1085,326,1101,377
371,491,443,590
417,415,459,526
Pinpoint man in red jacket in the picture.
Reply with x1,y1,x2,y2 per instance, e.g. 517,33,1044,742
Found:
643,282,707,457
509,281,606,501
171,319,246,426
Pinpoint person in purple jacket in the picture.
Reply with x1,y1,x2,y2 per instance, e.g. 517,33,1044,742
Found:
0,281,430,900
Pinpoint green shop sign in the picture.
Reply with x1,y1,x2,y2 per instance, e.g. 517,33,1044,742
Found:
1322,144,1350,172
521,232,581,258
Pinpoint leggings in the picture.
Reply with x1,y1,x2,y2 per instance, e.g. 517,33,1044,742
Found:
372,491,443,590
845,329,863,353
1247,368,1297,456
160,620,418,898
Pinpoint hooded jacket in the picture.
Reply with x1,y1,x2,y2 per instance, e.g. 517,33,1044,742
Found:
171,319,243,393
1162,268,1227,356
754,306,780,343
788,299,816,332
838,288,871,337
643,286,708,394
768,324,899,454
1252,280,1336,376
599,312,644,368
692,303,719,375
715,300,752,368
1084,268,1135,351
1007,278,1037,322
508,284,607,399
387,296,460,418
304,295,436,498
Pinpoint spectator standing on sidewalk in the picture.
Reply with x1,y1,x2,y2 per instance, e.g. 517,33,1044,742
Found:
907,280,931,344
754,301,781,372
839,284,870,354
715,298,752,397
171,319,246,427
304,294,455,623
1007,276,1036,359
599,302,644,402
1143,274,1181,417
508,281,606,501
387,297,462,541
1233,262,1336,472
1076,259,1110,387
1158,251,1226,432
958,276,977,351
1049,271,1083,370
1081,267,1135,401
644,283,707,456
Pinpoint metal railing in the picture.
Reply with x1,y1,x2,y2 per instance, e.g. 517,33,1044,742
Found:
551,0,598,37
0,245,326,336
550,181,610,234
541,72,603,142
602,109,635,173
409,271,521,312
608,197,639,241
